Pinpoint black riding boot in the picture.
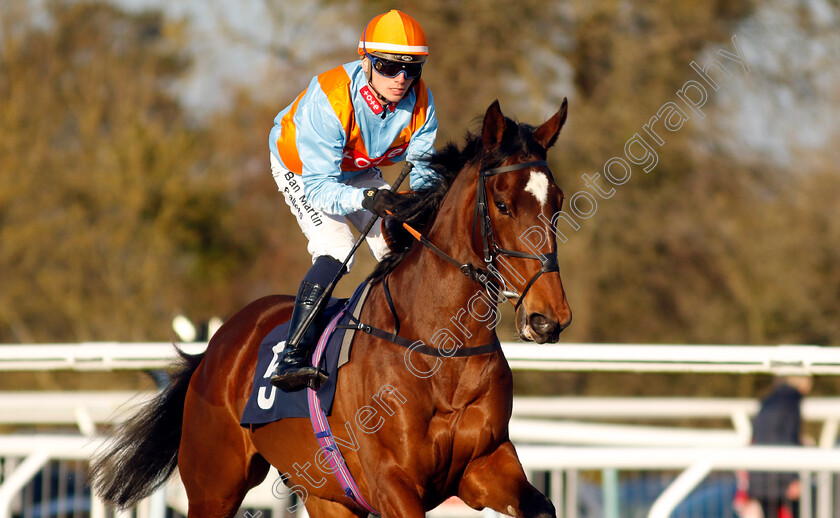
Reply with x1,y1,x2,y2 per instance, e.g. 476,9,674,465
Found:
270,256,344,392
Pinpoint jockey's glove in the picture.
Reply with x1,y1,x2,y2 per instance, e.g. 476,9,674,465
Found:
361,188,402,218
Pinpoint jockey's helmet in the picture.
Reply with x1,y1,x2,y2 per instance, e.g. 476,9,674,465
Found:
358,10,428,64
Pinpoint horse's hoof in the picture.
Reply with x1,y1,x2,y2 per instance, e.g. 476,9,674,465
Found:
524,494,556,518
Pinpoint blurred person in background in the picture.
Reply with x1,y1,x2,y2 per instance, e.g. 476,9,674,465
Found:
747,375,814,518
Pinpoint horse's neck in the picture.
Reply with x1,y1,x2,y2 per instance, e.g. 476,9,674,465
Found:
389,253,498,346
386,180,497,348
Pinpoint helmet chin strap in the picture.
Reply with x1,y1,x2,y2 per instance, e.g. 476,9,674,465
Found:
365,66,390,105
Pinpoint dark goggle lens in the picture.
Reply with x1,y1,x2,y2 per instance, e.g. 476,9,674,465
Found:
371,56,423,79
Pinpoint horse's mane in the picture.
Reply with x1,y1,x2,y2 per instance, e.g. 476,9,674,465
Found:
367,116,545,283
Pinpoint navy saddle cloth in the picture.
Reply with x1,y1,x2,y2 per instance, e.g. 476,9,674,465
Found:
240,282,369,427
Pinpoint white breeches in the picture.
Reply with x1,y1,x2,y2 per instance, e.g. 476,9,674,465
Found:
270,153,390,270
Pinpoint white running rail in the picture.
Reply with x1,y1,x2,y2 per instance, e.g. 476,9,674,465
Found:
2,342,840,518
3,342,840,374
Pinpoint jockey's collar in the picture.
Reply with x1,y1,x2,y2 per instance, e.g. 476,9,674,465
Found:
361,84,398,117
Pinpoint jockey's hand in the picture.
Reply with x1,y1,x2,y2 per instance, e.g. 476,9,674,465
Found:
361,188,401,218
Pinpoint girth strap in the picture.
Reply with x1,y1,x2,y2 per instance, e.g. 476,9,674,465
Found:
306,308,378,515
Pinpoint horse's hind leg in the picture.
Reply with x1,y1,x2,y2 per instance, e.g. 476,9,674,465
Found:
304,495,368,518
179,391,270,517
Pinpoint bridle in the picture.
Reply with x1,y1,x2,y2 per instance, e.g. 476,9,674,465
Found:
400,159,560,311
475,159,560,309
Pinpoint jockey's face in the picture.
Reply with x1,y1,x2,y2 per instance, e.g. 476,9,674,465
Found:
362,56,412,104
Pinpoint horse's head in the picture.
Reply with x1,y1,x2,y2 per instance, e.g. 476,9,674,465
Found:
369,100,573,343
472,99,572,343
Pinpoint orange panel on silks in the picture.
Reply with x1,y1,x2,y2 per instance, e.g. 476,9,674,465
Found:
274,63,429,175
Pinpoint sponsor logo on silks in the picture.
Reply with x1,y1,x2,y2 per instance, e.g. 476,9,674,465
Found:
360,85,396,115
342,143,409,170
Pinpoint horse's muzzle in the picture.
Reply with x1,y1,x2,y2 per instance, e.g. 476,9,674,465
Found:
518,311,571,343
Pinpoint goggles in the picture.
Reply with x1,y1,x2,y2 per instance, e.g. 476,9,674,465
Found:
366,53,424,79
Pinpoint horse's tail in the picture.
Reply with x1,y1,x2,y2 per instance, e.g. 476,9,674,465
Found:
90,347,203,508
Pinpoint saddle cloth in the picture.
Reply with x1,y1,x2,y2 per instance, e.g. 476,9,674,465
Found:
240,282,370,427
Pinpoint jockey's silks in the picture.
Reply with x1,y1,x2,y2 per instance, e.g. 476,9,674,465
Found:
270,61,438,215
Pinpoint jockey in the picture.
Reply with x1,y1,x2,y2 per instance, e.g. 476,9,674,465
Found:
268,10,439,392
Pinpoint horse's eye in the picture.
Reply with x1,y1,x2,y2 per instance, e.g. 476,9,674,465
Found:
495,201,510,215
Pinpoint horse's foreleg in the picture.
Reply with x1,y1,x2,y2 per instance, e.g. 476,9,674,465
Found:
365,469,427,518
458,441,555,518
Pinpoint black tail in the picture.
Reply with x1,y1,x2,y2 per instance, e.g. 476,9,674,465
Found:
90,348,204,508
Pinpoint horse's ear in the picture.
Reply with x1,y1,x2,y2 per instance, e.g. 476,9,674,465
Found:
534,97,568,151
482,99,507,150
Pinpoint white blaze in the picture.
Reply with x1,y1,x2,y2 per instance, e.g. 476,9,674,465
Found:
524,171,549,208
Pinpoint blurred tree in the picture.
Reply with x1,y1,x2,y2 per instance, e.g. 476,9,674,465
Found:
569,0,840,351
0,1,268,341
350,0,840,397
2,0,837,404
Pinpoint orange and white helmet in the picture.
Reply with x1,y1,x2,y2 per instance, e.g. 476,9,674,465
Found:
358,10,428,63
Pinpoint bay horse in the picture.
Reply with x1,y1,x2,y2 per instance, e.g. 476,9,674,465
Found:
91,99,572,518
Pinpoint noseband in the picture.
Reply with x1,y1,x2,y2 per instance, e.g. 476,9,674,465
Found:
401,159,560,311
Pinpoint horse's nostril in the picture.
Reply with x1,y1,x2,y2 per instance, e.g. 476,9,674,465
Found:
529,314,557,335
